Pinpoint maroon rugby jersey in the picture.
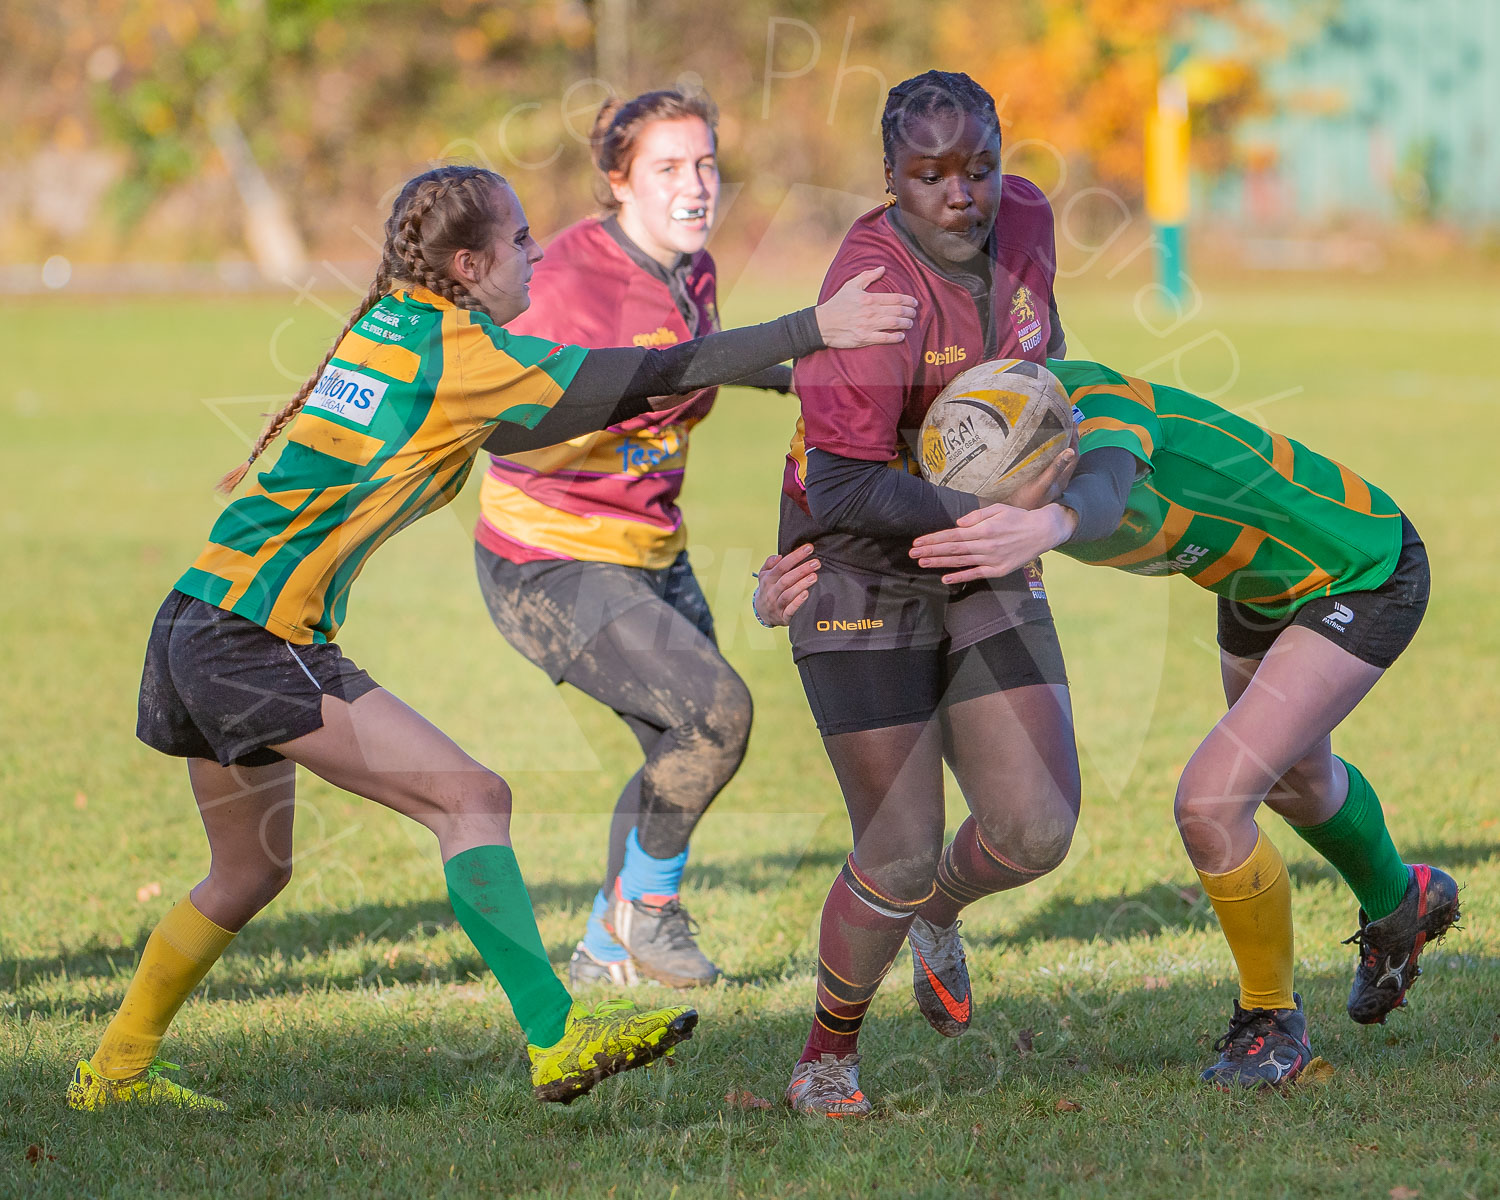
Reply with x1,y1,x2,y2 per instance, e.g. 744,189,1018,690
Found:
477,216,719,568
782,176,1062,572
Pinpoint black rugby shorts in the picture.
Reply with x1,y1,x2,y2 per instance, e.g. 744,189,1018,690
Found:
136,590,379,767
1216,514,1428,670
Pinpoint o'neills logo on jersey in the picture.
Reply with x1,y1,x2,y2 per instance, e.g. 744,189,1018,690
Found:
305,365,389,427
924,344,967,366
632,326,680,348
816,618,884,632
1011,286,1043,352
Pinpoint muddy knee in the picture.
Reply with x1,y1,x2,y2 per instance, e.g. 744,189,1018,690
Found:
853,846,942,906
974,806,1076,876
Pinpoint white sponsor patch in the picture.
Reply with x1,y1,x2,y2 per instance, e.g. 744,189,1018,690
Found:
305,365,388,426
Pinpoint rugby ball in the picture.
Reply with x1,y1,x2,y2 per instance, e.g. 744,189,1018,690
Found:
918,359,1073,503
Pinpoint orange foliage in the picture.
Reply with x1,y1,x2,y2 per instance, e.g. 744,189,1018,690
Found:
933,0,1260,202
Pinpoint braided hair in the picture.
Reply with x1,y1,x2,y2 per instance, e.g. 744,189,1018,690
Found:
217,166,507,493
880,70,1000,164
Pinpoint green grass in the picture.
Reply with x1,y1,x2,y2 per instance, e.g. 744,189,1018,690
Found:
3,274,1499,1198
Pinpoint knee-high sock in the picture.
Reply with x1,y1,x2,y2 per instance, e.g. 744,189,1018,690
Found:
445,845,573,1049
90,896,235,1080
801,856,931,1061
1288,758,1408,922
920,817,1050,928
1197,828,1296,1011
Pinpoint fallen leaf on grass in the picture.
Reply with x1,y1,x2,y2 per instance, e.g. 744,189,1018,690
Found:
1298,1056,1336,1085
25,1145,56,1164
1389,1187,1420,1200
1054,1099,1083,1113
136,881,162,903
1014,1029,1034,1055
724,1090,772,1110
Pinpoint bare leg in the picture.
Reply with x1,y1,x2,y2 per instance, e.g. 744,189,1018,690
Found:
186,757,297,931
1219,650,1347,828
270,687,512,861
942,682,1080,874
1176,627,1384,874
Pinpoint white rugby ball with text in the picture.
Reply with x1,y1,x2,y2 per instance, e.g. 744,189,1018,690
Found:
919,358,1073,503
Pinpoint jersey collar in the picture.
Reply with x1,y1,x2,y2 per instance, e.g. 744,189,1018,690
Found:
392,285,453,311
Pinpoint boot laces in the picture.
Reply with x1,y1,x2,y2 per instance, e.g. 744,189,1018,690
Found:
649,899,702,951
1212,1007,1283,1054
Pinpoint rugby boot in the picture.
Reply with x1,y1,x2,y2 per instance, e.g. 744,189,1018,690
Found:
527,999,697,1104
567,941,641,989
1200,994,1312,1090
67,1058,227,1112
1344,864,1460,1025
607,896,721,988
908,915,971,1037
785,1053,872,1118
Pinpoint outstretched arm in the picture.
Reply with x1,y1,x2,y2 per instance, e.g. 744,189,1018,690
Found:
485,268,915,454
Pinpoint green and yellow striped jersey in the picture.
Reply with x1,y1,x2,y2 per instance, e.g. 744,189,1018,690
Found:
177,287,586,644
1050,360,1403,617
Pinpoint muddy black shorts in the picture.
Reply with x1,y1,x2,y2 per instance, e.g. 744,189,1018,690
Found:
797,616,1068,736
136,590,380,767
1216,513,1429,670
474,545,716,682
786,555,1053,661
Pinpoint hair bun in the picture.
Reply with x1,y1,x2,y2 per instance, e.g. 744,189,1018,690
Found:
590,97,626,166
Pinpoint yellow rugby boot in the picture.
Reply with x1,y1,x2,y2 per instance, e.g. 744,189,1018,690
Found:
67,1058,227,1112
527,999,697,1104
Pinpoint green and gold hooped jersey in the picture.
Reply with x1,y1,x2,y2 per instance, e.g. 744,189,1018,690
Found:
1049,359,1403,618
177,287,587,644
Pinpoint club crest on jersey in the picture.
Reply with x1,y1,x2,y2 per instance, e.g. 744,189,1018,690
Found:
1010,285,1043,352
305,365,389,427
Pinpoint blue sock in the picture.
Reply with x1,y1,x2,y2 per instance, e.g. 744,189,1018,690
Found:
615,828,688,905
582,890,629,962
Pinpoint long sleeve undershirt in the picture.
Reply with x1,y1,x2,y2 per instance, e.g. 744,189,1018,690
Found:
803,447,982,541
484,309,820,455
1056,446,1138,544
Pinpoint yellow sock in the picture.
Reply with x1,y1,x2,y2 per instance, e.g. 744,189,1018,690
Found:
90,896,235,1080
1196,829,1296,1011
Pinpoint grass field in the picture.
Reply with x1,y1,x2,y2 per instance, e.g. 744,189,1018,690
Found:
4,272,1500,1199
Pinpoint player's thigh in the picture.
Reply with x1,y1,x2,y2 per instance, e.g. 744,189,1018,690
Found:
940,619,1080,817
798,646,949,863
187,756,297,873
1219,647,1338,809
563,593,750,741
1187,626,1384,801
271,688,507,823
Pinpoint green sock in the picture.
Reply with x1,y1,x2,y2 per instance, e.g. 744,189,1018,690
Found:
444,845,572,1048
1289,758,1409,921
